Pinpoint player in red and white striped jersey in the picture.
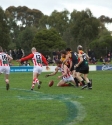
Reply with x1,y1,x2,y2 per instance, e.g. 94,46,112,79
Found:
17,47,49,90
0,46,13,90
46,60,76,87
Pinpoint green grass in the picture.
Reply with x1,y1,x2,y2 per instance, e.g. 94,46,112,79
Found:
0,71,112,125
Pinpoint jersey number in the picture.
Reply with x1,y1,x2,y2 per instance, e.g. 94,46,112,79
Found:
2,55,8,64
36,55,42,64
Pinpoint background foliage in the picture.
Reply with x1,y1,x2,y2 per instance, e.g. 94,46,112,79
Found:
0,6,112,57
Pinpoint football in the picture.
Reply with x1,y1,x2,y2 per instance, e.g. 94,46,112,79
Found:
49,80,54,87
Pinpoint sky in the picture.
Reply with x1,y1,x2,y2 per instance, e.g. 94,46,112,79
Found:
1,0,112,30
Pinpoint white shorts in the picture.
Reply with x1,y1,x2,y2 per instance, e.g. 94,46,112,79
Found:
0,66,10,74
62,75,74,82
33,66,43,74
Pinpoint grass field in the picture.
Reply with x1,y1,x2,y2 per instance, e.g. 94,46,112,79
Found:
0,71,112,125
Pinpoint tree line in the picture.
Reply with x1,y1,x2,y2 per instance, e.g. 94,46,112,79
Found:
0,6,112,58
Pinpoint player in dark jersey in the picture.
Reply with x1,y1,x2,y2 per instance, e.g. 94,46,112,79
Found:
63,48,79,87
76,45,92,89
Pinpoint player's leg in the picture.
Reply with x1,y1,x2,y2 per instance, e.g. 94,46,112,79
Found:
31,66,42,90
31,72,40,90
83,74,92,89
68,75,76,86
5,67,10,90
73,70,80,87
57,79,66,87
5,74,10,90
76,72,87,89
70,64,78,86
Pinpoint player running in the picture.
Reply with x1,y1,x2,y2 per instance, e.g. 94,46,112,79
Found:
76,45,92,89
17,47,49,90
0,46,13,90
46,60,76,87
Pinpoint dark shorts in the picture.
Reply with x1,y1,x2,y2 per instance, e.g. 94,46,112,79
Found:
70,63,77,71
75,67,80,72
79,66,89,74
70,64,75,71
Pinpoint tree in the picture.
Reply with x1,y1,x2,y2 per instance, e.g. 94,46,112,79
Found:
32,28,66,52
89,34,112,58
17,26,38,53
5,6,43,28
39,10,70,36
70,8,100,51
5,10,20,49
0,6,10,49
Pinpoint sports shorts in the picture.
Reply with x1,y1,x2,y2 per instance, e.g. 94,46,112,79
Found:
0,66,10,74
79,66,89,74
33,66,43,74
62,75,74,82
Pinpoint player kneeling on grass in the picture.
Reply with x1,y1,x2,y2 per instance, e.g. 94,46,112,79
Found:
46,60,76,87
0,46,13,90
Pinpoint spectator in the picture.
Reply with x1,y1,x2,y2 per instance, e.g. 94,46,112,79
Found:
57,50,61,60
104,56,108,65
22,61,30,66
47,55,53,64
99,56,103,62
99,56,106,65
8,50,12,57
45,55,48,60
12,49,17,60
91,57,97,64
107,52,111,62
88,49,92,57
52,50,57,63
21,49,25,57
4,49,8,54
17,48,23,59
88,49,92,63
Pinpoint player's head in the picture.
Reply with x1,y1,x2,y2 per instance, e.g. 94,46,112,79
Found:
77,45,83,51
56,60,62,66
0,46,3,52
31,47,36,53
65,48,71,54
77,45,84,54
60,50,66,58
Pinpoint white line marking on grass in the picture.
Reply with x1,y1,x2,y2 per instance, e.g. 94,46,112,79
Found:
67,101,86,125
0,87,86,125
11,87,42,94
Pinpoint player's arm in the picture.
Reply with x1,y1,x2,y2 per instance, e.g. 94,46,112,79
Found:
46,67,58,77
85,53,90,61
41,54,48,66
41,54,50,70
63,53,70,64
69,59,72,70
58,65,67,79
7,55,13,62
76,54,83,67
20,54,34,62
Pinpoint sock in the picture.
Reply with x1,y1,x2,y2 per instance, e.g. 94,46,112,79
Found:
32,78,39,89
87,82,91,87
31,83,35,89
34,78,39,83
